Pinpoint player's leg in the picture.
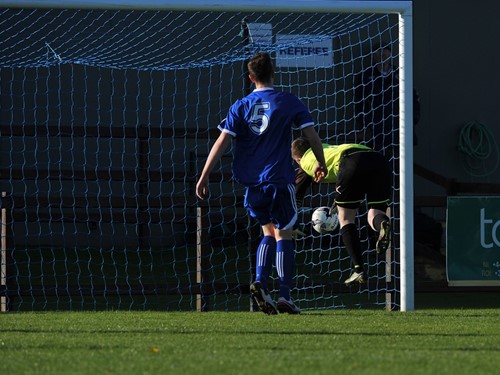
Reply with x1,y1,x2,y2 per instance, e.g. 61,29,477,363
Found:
335,154,366,285
365,151,392,254
255,227,276,290
249,226,279,314
368,207,391,254
275,227,300,314
337,206,366,285
272,184,300,314
245,186,279,314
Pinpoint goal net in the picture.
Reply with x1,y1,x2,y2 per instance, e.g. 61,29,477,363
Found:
0,1,414,311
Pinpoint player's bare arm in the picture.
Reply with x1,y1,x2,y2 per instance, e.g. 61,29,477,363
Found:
301,126,328,182
196,131,232,200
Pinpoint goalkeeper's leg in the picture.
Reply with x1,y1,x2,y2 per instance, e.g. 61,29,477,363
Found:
337,206,366,285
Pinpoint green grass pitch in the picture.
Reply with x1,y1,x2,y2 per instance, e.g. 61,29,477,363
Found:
1,308,499,375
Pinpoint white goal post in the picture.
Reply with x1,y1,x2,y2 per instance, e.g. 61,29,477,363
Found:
1,0,414,311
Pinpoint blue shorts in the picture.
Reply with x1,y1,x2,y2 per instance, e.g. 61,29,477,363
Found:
244,183,297,230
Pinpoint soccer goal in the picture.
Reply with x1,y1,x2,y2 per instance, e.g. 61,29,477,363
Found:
0,0,414,312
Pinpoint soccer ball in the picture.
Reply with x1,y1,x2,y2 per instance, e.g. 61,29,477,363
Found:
311,206,339,234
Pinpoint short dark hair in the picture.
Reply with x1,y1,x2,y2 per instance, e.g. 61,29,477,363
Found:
247,52,274,83
291,137,311,158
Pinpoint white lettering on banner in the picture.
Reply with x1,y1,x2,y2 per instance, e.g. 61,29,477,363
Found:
480,208,500,248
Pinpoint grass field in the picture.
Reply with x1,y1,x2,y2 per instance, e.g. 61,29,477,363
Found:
2,304,499,375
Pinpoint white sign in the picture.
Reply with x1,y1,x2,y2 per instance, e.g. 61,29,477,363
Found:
276,34,333,68
248,23,273,45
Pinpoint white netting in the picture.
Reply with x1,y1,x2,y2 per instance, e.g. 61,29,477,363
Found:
0,7,402,311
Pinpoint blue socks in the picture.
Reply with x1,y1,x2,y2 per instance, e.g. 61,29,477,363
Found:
255,236,276,289
276,239,295,301
255,236,295,300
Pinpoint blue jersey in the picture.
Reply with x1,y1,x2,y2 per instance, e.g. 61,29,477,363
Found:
219,87,314,186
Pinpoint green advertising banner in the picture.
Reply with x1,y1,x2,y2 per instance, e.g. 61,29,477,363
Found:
447,196,500,286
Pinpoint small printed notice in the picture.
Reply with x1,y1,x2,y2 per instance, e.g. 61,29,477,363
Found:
276,34,333,68
247,23,273,45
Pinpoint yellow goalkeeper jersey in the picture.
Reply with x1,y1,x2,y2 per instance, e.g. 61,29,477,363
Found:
300,143,371,183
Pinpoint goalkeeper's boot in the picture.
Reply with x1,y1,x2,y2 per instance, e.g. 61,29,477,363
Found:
344,271,365,286
376,220,391,254
277,297,301,315
250,282,278,315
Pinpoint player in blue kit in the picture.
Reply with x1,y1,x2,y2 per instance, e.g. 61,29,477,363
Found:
196,52,327,314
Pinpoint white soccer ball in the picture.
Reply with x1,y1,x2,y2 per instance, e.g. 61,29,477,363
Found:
311,206,339,234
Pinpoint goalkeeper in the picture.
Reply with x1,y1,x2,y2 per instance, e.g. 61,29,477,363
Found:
291,137,392,286
196,52,327,315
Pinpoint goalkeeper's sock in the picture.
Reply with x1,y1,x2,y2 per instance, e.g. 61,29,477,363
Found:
340,223,363,270
276,239,295,300
255,236,276,289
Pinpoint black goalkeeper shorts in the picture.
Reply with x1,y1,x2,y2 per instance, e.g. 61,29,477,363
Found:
334,150,392,210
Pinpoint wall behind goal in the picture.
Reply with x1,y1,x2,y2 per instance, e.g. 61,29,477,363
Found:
413,0,500,193
0,7,400,311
